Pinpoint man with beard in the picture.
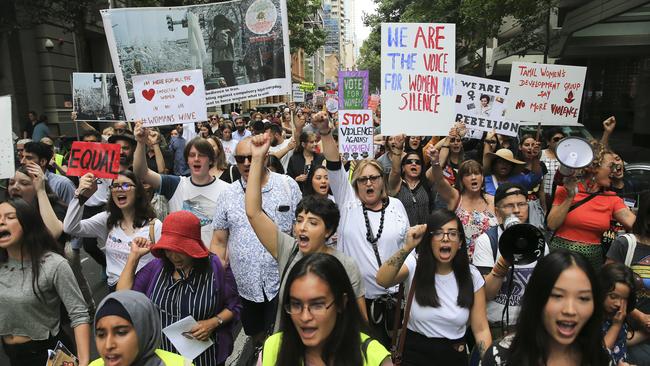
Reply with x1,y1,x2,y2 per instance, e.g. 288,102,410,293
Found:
232,117,251,142
268,123,297,172
472,183,548,339
107,132,136,171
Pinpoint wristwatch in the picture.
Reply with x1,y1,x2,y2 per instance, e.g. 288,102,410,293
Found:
215,315,224,326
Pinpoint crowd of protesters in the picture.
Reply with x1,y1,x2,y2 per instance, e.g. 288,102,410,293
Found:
1,103,648,366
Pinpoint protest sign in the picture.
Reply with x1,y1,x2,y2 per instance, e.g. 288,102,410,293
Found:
338,70,368,109
67,142,121,179
101,0,291,120
338,110,373,160
299,81,316,92
368,94,380,112
0,95,14,179
313,90,325,107
292,83,305,102
455,74,519,137
380,23,456,136
506,62,587,125
72,73,125,121
326,94,339,113
133,69,207,126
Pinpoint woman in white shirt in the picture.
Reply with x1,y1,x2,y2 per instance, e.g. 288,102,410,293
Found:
377,209,491,365
64,170,162,291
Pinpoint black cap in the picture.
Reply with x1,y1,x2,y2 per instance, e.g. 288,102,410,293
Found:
108,133,137,146
494,183,526,204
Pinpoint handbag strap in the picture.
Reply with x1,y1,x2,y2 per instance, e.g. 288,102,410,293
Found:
393,274,417,365
390,284,404,349
624,234,637,267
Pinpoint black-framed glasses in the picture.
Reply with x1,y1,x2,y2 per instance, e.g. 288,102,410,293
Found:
234,155,253,164
110,183,135,191
403,159,421,165
499,202,528,210
432,230,460,241
449,138,461,143
284,299,335,315
356,175,382,185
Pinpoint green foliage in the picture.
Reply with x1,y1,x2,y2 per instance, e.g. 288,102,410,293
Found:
287,0,326,56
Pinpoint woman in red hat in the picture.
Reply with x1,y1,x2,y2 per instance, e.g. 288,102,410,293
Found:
116,210,241,366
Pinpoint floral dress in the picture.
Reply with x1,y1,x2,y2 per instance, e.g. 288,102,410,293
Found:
455,196,498,260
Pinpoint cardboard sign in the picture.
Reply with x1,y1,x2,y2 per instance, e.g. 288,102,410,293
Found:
133,69,207,127
292,83,305,102
0,95,15,179
338,110,374,160
67,142,121,179
506,62,587,125
100,0,292,119
299,81,316,92
380,23,456,136
338,70,369,109
455,74,519,137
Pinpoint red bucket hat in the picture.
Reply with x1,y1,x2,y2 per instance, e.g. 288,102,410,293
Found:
150,211,209,259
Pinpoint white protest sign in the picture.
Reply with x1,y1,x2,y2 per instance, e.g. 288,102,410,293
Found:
326,95,339,113
133,69,207,127
338,110,374,160
380,23,456,136
292,83,305,102
455,74,520,137
0,95,15,179
506,62,586,125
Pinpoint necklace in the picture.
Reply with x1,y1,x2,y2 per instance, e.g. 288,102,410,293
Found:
363,200,387,244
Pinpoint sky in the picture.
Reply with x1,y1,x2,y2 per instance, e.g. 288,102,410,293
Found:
354,0,376,52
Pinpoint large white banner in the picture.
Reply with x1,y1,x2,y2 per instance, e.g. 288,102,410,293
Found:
455,74,520,137
101,0,291,120
380,23,456,136
0,95,15,179
506,62,586,125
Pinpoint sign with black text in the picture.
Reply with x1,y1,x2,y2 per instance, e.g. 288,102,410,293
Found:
67,142,121,179
338,110,373,161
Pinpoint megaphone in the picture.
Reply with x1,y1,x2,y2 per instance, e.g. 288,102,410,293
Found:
555,136,594,176
498,215,546,266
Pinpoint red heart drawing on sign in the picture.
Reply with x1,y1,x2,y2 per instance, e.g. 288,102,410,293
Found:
142,89,155,101
182,85,195,96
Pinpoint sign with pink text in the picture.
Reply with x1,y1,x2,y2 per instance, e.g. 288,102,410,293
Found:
380,23,456,136
506,62,586,125
338,110,373,161
133,69,207,127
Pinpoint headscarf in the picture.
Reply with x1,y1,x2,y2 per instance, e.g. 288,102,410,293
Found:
94,290,163,366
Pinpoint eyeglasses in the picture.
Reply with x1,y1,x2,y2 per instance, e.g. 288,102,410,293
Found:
284,299,335,315
449,138,461,143
234,155,253,164
485,140,497,145
110,183,135,191
403,159,421,165
115,128,126,134
432,230,460,241
356,175,382,185
499,202,528,210
551,136,564,142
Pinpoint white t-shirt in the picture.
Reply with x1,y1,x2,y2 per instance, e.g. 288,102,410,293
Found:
405,256,484,339
269,138,293,172
472,227,549,324
84,178,111,207
329,165,410,299
160,175,230,246
220,139,238,165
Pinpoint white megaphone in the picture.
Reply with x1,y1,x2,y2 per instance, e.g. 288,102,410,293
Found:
555,136,595,176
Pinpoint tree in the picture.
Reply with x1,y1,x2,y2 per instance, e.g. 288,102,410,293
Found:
503,0,559,63
286,0,326,56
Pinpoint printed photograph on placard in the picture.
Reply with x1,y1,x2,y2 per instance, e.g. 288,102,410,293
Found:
101,0,290,115
72,73,125,121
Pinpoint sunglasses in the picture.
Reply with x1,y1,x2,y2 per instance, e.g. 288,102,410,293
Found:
403,158,421,165
234,155,253,164
356,174,382,185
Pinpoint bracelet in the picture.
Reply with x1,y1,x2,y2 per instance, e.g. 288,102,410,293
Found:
431,161,440,166
440,145,450,149
490,270,506,278
215,315,224,326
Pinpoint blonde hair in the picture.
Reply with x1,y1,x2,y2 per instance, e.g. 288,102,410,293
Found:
350,159,388,200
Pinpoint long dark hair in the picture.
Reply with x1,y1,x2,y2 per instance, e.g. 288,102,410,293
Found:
455,159,488,203
276,253,364,366
413,209,474,308
0,198,64,302
295,131,315,155
106,170,156,230
508,249,608,366
303,165,332,197
599,262,637,315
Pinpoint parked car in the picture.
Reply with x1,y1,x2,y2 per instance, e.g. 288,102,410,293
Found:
625,162,650,194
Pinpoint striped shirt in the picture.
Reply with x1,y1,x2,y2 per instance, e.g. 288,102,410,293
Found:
150,266,219,366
